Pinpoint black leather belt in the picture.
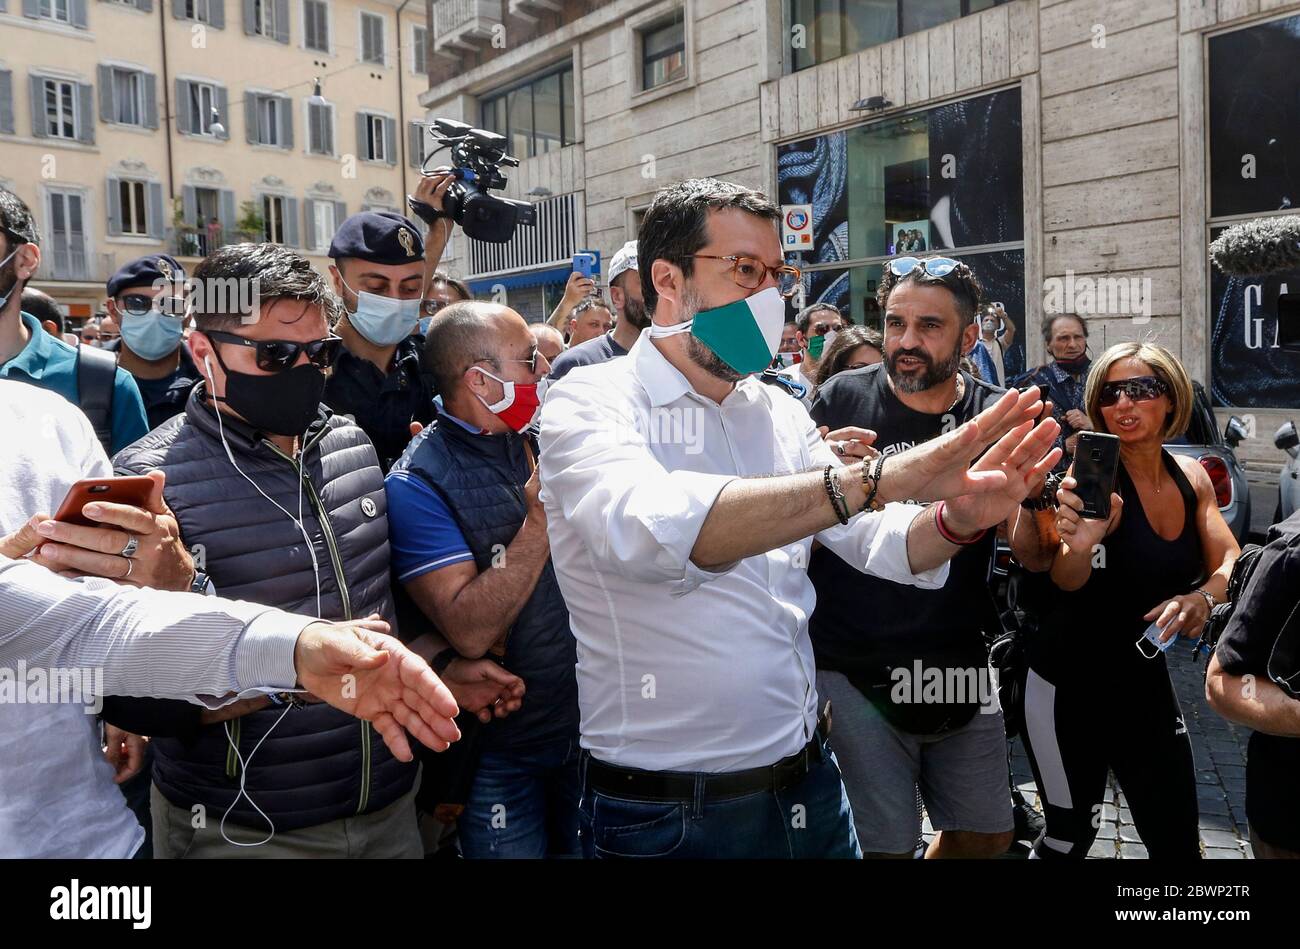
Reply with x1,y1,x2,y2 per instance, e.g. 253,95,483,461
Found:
585,717,830,803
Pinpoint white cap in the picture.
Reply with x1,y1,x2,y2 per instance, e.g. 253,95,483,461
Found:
607,240,638,286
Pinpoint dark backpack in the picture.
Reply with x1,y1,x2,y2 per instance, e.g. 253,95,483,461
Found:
1199,543,1266,675
76,344,117,454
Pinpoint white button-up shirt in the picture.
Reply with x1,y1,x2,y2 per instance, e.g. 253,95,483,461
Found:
539,333,947,773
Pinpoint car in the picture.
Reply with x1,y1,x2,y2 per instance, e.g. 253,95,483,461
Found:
1166,381,1252,544
1272,419,1299,524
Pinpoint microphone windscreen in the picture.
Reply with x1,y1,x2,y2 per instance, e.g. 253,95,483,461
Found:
1210,215,1300,276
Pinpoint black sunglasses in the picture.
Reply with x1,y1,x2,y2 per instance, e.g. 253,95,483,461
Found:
205,330,342,372
119,293,186,318
1098,375,1168,408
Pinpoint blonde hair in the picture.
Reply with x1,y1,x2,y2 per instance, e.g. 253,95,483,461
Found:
1084,342,1193,439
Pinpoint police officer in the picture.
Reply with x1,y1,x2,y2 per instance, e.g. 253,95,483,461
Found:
104,254,201,432
325,208,447,471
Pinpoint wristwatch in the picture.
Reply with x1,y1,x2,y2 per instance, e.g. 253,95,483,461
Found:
1193,589,1217,612
1021,472,1064,512
266,691,306,708
190,570,215,596
431,647,460,676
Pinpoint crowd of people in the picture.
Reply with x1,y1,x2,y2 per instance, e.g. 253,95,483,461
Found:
0,171,1296,862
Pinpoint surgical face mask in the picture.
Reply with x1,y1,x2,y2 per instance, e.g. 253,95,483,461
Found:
0,249,20,311
339,275,422,346
120,312,184,361
648,285,787,376
808,329,837,360
472,366,547,433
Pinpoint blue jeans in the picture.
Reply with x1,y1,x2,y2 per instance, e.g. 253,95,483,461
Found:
457,736,582,859
578,736,862,859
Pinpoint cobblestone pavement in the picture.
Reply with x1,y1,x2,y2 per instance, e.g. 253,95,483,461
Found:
920,651,1255,858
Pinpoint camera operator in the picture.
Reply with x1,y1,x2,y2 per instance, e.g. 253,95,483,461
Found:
1207,516,1300,859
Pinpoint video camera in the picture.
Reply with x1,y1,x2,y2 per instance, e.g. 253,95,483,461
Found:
410,118,537,244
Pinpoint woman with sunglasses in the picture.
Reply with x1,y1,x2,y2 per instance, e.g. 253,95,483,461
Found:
1021,342,1240,859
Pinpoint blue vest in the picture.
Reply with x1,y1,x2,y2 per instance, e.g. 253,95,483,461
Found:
392,413,578,750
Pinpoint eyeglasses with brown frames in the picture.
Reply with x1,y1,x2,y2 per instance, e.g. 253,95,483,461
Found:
685,255,803,299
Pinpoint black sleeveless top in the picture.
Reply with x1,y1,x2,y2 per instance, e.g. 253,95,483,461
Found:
1032,450,1206,685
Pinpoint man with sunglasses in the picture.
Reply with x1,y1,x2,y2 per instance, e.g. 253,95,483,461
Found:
0,188,148,455
385,300,580,858
102,255,203,432
538,179,1061,859
324,197,453,472
778,302,845,409
89,242,520,858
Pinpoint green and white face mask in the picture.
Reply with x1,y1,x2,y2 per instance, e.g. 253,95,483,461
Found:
649,286,787,375
807,328,837,360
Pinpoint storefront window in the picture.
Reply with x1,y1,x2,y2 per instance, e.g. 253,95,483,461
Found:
779,88,1026,376
1207,13,1300,409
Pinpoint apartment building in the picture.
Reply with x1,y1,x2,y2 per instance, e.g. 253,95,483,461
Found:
0,0,433,321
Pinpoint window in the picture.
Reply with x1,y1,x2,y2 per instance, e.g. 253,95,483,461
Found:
44,79,77,139
479,64,576,160
361,12,385,64
187,82,217,134
640,14,686,91
308,101,333,154
119,179,148,235
254,0,277,38
304,0,328,51
788,0,1012,72
112,69,142,126
258,96,281,145
46,190,87,279
366,113,385,161
263,194,285,243
38,0,71,23
184,0,210,22
412,25,427,74
312,200,336,251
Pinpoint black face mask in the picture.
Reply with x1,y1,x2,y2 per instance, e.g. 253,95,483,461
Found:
209,346,325,437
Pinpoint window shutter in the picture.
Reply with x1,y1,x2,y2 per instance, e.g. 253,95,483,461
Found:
244,94,257,143
106,177,123,237
214,86,229,139
283,197,299,247
70,0,88,27
219,188,236,231
0,71,14,136
407,121,420,168
273,0,287,43
302,198,315,250
137,0,152,12
97,65,114,123
210,0,224,29
77,82,94,143
333,201,346,233
174,79,191,133
182,185,197,226
22,0,38,18
355,111,367,159
143,73,158,129
278,96,292,148
383,117,395,166
171,0,185,18
241,0,254,35
147,181,164,239
29,76,46,138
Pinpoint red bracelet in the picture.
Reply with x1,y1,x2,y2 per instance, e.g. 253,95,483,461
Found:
934,500,988,546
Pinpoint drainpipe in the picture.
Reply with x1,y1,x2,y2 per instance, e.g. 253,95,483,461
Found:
396,0,411,205
159,0,175,207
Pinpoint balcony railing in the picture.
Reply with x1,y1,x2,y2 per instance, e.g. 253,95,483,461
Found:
433,0,504,55
45,249,119,283
168,225,262,258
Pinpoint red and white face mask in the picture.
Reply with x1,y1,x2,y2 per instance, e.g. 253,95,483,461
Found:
472,366,547,432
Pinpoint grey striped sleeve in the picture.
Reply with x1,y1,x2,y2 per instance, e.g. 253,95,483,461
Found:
0,556,307,703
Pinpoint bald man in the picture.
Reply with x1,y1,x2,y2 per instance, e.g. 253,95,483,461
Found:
385,301,580,859
529,322,565,364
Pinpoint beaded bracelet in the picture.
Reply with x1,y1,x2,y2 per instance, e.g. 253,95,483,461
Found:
861,453,886,512
823,465,850,525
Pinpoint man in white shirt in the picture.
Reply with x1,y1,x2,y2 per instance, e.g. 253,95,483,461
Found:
539,178,1060,859
0,379,467,856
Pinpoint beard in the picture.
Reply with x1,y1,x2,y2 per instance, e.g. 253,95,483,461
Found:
680,288,743,384
887,339,963,394
0,256,20,311
619,294,650,331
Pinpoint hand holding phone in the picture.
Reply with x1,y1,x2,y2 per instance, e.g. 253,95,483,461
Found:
1070,431,1121,519
53,477,157,527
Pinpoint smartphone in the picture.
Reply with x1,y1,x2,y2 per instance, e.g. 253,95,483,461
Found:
1071,431,1121,520
53,476,155,527
572,252,598,281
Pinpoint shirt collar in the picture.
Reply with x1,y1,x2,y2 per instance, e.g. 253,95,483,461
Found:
630,331,764,408
1,311,57,381
438,404,483,434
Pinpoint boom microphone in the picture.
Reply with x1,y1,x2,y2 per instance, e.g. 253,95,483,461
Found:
1209,214,1300,276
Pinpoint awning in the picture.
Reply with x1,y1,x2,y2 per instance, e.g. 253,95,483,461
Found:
468,264,573,295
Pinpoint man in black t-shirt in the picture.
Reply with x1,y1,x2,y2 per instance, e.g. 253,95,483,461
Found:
809,257,1059,858
1207,511,1300,859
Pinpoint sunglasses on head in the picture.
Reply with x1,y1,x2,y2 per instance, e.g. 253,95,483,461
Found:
119,293,186,318
888,256,961,278
1098,375,1168,407
205,330,342,372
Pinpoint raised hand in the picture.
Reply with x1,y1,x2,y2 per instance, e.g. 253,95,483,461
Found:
941,417,1063,535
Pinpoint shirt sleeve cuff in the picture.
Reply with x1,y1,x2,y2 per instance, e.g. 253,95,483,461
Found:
863,503,950,589
232,609,314,697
